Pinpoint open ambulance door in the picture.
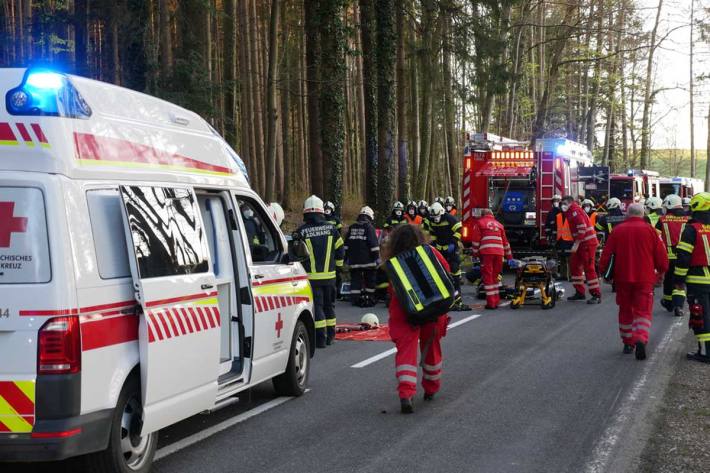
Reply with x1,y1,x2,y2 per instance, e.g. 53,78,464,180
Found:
118,185,221,435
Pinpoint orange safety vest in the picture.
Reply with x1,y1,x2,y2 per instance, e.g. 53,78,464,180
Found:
405,214,423,225
556,212,573,241
589,212,597,229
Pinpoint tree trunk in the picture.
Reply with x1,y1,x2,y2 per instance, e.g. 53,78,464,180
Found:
74,0,88,75
441,2,458,201
159,0,172,79
264,0,280,201
305,0,323,196
639,0,664,169
689,0,696,177
395,0,409,201
706,105,710,191
376,0,395,223
414,0,436,194
223,0,237,146
360,0,378,207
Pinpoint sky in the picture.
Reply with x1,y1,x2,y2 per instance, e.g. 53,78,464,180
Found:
640,0,710,150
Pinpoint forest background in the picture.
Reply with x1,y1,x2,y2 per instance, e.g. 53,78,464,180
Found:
1,0,709,222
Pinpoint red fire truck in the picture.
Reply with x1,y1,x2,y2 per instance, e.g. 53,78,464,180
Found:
659,176,704,199
609,170,660,210
461,134,594,253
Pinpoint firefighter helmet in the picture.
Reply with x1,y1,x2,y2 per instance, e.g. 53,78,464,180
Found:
606,197,621,209
269,202,285,226
360,206,375,220
690,192,710,212
582,199,594,207
445,196,456,207
304,195,324,213
552,194,562,202
645,196,663,210
429,202,445,219
393,201,404,211
662,194,683,210
324,200,335,215
418,200,428,209
434,196,444,205
361,313,380,327
683,197,692,207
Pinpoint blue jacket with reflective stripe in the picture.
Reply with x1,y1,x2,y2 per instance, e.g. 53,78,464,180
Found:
296,214,344,285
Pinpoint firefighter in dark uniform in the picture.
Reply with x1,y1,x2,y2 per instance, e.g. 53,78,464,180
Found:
426,202,470,311
657,194,689,316
418,200,429,221
384,201,407,233
445,196,458,216
324,200,344,298
674,192,710,363
595,197,625,242
296,195,345,348
545,194,563,243
344,206,380,307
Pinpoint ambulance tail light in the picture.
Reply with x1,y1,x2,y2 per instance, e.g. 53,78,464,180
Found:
6,69,92,119
37,316,81,375
690,303,704,317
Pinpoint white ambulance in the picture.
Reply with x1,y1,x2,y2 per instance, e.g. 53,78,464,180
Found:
0,68,315,472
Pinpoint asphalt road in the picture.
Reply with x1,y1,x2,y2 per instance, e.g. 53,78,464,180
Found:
7,280,689,473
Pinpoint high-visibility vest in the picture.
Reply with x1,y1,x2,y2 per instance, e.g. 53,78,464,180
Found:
589,212,598,229
556,212,573,241
689,223,710,268
405,214,423,225
659,214,689,260
384,245,454,324
648,213,660,228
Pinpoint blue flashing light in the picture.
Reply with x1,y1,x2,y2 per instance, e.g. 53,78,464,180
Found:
5,69,91,119
25,72,64,90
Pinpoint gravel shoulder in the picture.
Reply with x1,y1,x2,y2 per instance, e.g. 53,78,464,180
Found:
638,333,710,473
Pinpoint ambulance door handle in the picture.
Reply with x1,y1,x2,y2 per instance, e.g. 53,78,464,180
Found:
253,274,264,280
201,284,214,290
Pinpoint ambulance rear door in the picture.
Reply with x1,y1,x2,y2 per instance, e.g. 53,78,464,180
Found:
118,185,220,435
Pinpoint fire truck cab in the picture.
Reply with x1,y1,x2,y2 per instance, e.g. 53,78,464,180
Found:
0,69,315,473
461,134,593,253
610,170,660,210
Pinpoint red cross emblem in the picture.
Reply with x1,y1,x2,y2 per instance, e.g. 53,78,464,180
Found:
0,202,28,248
275,313,284,338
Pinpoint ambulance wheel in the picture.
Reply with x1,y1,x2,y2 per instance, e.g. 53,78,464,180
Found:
273,320,310,397
85,375,157,473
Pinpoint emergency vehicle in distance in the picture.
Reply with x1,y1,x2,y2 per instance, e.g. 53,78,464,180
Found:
609,170,661,210
461,133,596,254
0,68,315,473
659,176,704,199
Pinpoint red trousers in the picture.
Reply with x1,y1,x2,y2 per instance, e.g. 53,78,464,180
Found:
389,311,447,399
481,254,503,308
570,243,601,297
616,282,654,345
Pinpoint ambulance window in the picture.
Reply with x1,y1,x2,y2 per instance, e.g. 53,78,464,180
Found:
121,186,209,278
236,198,280,263
87,190,131,279
0,187,51,284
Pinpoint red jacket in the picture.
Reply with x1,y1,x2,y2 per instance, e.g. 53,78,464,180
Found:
599,216,669,284
388,246,450,320
471,214,513,259
564,202,597,246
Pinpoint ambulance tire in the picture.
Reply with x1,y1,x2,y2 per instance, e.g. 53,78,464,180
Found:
85,374,157,473
273,320,310,397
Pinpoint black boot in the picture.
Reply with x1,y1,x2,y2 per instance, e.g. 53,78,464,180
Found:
567,292,586,301
687,351,710,363
674,307,685,317
423,392,435,401
660,299,673,312
587,295,602,304
623,344,634,354
400,398,414,414
635,341,647,360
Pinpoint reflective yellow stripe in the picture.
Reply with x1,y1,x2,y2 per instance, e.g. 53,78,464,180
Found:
335,237,344,249
672,289,686,297
309,271,336,280
697,333,710,342
0,397,32,433
315,320,326,329
305,239,316,274
335,259,344,267
451,222,462,232
326,318,337,327
13,381,35,403
663,223,672,247
324,235,333,273
677,241,694,253
416,246,450,299
662,295,672,301
702,235,710,263
686,275,710,284
390,257,424,312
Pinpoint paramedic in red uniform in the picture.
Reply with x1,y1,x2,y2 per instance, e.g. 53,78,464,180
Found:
599,203,668,359
471,209,513,309
561,196,602,304
384,224,449,414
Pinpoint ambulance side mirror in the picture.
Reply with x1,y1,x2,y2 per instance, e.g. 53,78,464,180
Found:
288,232,310,262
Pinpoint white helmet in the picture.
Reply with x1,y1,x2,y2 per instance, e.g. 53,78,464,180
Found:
445,196,456,207
434,196,444,205
360,206,375,220
606,197,621,209
663,194,683,210
361,313,379,327
552,194,562,201
324,201,335,215
645,196,663,210
269,202,285,226
582,199,594,207
304,195,324,213
392,201,404,211
429,202,445,217
683,197,692,206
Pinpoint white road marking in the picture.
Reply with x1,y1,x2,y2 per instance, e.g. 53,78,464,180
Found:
582,319,684,473
351,314,482,368
155,390,309,460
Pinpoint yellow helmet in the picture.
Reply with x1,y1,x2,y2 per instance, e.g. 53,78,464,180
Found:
690,192,710,212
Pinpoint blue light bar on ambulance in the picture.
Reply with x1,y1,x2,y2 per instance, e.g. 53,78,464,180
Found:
5,69,92,119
